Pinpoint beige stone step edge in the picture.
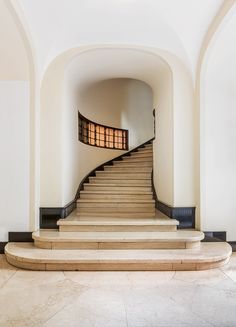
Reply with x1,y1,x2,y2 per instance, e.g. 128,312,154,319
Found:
57,217,179,226
103,167,152,172
34,240,201,250
84,183,151,187
79,195,153,200
58,225,177,232
32,230,204,250
75,212,156,218
80,190,153,194
77,199,155,203
5,242,232,271
57,212,179,231
32,230,204,243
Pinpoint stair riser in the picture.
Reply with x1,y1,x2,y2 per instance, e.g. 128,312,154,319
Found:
104,167,152,172
80,194,153,200
95,173,151,179
77,207,155,213
76,212,156,218
121,158,153,163
77,202,155,208
6,255,229,271
130,153,153,158
113,162,152,167
89,178,151,185
136,149,153,154
59,225,177,232
84,186,152,191
34,240,200,250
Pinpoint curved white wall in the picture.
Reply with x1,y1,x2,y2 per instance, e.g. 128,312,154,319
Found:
79,79,154,148
153,71,173,206
63,78,154,205
201,7,236,241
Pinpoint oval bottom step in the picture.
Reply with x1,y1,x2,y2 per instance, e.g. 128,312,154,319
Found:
5,242,232,271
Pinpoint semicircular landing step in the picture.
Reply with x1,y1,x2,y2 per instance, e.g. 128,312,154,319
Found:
5,242,232,271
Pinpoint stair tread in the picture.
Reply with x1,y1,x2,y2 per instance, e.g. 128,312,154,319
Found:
77,199,155,203
80,191,152,194
90,177,150,179
33,230,204,242
84,183,151,187
5,242,231,264
58,216,179,226
96,171,151,174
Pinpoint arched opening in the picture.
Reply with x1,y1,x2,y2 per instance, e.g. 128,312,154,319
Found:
40,46,194,222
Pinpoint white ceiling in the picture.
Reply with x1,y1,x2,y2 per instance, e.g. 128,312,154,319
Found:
18,0,224,76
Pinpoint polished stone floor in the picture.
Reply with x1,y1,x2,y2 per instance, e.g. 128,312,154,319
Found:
1,253,236,327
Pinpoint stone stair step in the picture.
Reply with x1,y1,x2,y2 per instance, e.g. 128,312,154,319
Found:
136,148,153,153
113,161,152,166
103,166,152,172
32,230,204,250
77,199,155,203
83,183,152,191
95,171,151,179
80,191,153,200
77,207,155,213
130,153,153,158
89,177,151,184
58,214,179,232
121,157,153,163
6,242,231,271
75,212,156,218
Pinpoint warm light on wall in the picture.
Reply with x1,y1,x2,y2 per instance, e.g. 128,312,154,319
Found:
78,112,128,150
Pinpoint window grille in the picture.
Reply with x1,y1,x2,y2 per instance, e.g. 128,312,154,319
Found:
78,112,128,150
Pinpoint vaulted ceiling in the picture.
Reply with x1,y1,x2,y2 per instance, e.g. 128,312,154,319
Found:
18,0,224,76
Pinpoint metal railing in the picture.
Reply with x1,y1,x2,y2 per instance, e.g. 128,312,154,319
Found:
78,112,128,150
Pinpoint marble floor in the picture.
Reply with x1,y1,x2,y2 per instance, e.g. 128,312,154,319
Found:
1,254,236,327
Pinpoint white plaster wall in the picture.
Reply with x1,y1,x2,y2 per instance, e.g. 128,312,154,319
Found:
80,79,154,148
62,80,123,205
62,78,153,205
153,71,174,206
0,82,30,241
173,61,195,207
40,61,64,207
201,9,236,241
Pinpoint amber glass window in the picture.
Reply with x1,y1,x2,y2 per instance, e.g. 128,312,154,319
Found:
78,112,128,150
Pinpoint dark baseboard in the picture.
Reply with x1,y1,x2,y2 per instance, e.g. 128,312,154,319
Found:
8,232,33,242
157,201,195,229
203,231,226,242
229,242,236,252
0,242,7,254
40,200,76,229
0,232,34,254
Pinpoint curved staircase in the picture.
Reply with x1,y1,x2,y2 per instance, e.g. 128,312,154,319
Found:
5,141,232,270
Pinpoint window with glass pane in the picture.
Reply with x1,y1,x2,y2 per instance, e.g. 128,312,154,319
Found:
78,112,128,150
